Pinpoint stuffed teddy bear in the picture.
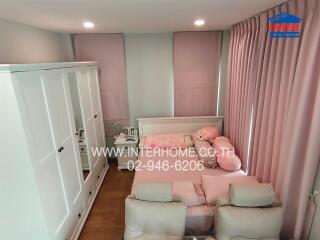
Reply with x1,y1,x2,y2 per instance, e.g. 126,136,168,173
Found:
196,127,219,144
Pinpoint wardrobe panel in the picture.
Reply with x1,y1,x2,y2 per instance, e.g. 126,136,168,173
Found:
88,68,101,115
86,117,98,168
77,70,93,121
14,72,54,164
94,111,105,149
36,153,68,236
58,137,82,206
42,70,70,146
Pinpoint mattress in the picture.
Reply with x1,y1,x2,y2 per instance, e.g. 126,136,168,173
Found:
131,149,246,235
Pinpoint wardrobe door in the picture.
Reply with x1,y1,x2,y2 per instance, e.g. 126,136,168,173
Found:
14,71,70,240
88,67,106,154
77,70,98,169
42,70,82,208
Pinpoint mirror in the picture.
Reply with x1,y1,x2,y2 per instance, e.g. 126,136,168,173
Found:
68,72,90,181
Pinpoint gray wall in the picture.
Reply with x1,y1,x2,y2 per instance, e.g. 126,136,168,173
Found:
0,18,74,64
217,30,230,116
124,33,174,126
309,160,320,239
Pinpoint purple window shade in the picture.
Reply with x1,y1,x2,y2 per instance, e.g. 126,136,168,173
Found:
173,31,222,117
73,34,129,135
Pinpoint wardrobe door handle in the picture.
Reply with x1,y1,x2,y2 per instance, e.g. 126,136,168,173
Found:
58,146,64,153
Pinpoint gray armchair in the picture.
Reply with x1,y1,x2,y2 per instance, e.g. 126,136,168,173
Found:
206,183,283,240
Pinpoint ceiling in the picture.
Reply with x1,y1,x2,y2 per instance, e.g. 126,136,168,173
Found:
0,0,288,33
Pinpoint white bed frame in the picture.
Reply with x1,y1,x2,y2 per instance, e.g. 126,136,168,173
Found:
137,116,224,137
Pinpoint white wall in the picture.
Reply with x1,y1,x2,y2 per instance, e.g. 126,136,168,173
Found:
124,33,174,126
0,18,74,63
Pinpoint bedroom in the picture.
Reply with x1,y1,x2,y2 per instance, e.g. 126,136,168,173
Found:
0,0,319,239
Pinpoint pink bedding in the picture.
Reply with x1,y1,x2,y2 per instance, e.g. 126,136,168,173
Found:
131,149,246,235
133,149,245,186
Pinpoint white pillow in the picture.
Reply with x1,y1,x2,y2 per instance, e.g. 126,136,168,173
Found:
201,175,258,205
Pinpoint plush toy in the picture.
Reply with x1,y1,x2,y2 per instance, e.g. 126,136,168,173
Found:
196,127,220,144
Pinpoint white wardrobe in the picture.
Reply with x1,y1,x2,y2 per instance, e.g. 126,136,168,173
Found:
0,62,108,240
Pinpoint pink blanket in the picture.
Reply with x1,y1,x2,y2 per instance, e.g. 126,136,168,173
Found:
133,149,245,186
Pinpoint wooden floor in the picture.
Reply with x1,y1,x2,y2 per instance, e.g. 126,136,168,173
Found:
79,159,135,240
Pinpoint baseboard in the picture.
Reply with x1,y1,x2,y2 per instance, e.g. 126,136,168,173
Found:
71,163,110,240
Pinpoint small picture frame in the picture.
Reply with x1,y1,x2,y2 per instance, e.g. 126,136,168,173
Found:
123,127,138,137
123,128,129,137
129,127,138,137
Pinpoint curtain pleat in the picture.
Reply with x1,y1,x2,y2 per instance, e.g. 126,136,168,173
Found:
225,0,320,238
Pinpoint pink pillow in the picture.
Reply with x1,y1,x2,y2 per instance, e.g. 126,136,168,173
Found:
213,136,231,145
196,127,220,144
201,175,258,205
217,154,242,171
173,181,206,206
144,134,186,148
214,141,235,156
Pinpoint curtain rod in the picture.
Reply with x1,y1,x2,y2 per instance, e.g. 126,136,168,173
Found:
232,0,292,27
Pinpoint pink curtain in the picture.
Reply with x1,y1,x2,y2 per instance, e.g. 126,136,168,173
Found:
225,0,320,239
73,34,129,136
224,19,260,171
173,32,222,117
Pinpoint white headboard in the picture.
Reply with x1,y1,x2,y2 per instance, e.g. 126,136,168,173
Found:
137,116,224,137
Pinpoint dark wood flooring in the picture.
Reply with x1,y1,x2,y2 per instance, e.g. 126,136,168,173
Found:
79,158,134,240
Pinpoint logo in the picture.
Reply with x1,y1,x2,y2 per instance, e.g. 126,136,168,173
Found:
268,12,302,38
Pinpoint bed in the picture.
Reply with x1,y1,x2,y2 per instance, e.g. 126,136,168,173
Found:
129,116,247,235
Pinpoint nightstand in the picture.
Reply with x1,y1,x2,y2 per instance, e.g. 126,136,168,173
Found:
114,135,139,171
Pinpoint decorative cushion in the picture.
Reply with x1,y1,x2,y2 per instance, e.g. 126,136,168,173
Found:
215,206,282,240
195,127,220,144
125,198,186,240
201,175,258,205
192,133,217,168
229,183,275,207
136,182,173,202
184,135,194,148
173,181,206,206
217,155,241,171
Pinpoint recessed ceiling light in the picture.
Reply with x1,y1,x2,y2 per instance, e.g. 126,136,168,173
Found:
194,19,205,26
83,21,95,29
